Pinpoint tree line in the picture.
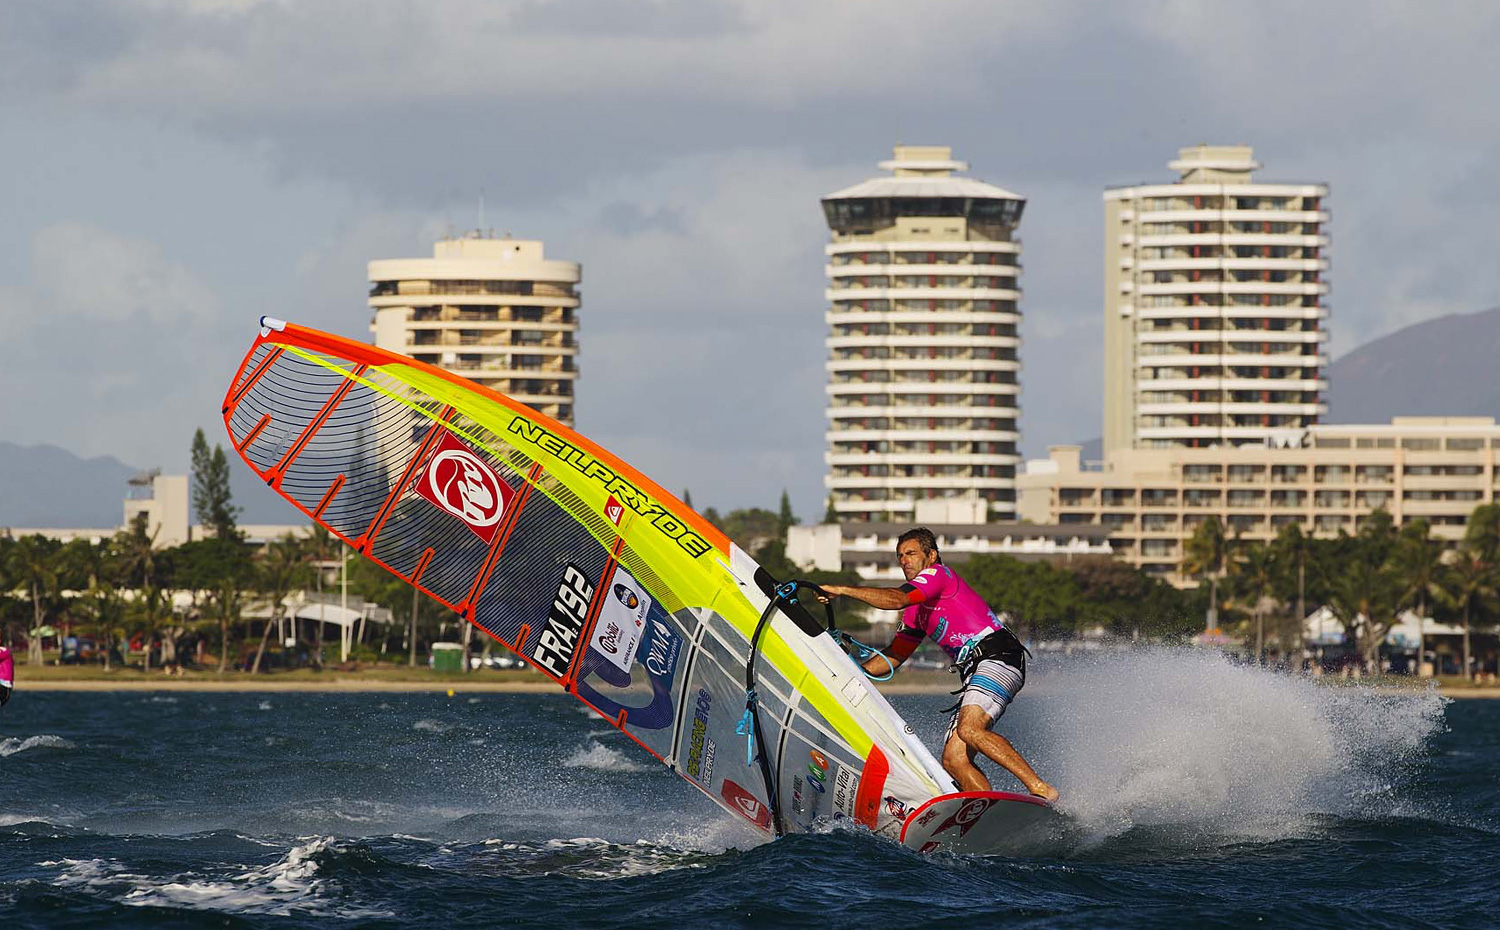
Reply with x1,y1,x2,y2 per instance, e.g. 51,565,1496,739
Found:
19,439,1488,677
0,430,454,673
1180,504,1500,676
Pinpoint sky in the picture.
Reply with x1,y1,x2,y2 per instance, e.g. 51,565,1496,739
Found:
2,0,1498,521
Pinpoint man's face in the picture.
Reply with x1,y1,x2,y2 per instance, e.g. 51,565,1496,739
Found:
897,539,937,581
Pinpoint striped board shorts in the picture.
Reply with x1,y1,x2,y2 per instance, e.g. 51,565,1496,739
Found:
945,658,1025,741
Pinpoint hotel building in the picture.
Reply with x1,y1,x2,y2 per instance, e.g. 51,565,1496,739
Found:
820,146,1025,523
788,517,1112,582
369,234,583,425
1103,145,1330,457
1019,418,1500,585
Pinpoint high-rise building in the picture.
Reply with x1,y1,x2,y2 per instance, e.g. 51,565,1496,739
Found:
369,234,582,425
820,146,1024,524
1103,145,1330,457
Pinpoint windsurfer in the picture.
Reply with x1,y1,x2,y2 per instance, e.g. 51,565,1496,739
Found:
816,528,1058,802
0,643,13,708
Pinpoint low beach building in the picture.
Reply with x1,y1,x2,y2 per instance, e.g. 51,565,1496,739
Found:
787,497,1112,582
1019,417,1500,584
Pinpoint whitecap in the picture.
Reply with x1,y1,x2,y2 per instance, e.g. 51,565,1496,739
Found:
0,735,75,758
49,838,391,918
480,836,713,879
561,742,650,773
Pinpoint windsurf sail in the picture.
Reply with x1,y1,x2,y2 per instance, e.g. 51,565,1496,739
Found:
221,318,951,837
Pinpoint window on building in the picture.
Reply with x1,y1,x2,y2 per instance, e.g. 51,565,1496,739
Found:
1401,438,1440,451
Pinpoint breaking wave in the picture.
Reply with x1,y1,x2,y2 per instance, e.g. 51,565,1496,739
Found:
46,837,392,918
0,735,75,758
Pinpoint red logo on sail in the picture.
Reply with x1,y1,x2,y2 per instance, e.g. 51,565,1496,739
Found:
413,432,513,543
721,779,772,830
605,496,625,526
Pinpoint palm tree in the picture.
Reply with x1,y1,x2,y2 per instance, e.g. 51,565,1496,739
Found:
9,535,60,666
1441,549,1498,680
1229,542,1278,662
1182,517,1231,632
1393,519,1445,676
302,526,336,669
67,538,127,672
1270,523,1311,624
117,514,163,670
1463,503,1500,564
251,534,307,674
1325,556,1400,670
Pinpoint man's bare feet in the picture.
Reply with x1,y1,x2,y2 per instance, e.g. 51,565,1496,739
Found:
1030,782,1060,804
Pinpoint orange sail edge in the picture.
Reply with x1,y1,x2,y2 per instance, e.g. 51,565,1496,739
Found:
226,319,729,557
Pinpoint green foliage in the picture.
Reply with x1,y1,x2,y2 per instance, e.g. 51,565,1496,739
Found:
1393,519,1444,618
190,428,240,539
962,554,1199,641
1463,503,1500,564
777,489,797,533
1182,517,1230,582
710,507,781,552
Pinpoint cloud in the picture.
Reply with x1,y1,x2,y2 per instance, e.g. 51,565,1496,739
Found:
30,222,220,326
1,0,1498,515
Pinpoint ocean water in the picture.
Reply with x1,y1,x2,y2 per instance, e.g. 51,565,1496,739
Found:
2,649,1496,929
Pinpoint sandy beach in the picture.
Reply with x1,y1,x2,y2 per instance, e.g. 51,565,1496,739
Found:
13,671,1497,697
16,677,966,694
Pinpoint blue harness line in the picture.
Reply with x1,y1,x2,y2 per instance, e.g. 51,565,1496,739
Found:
834,631,895,682
735,691,759,765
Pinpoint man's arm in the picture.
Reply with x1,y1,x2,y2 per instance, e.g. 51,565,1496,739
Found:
818,583,922,611
864,634,918,675
818,583,926,674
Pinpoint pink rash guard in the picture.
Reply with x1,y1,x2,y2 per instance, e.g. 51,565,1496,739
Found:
894,565,1005,663
0,645,13,688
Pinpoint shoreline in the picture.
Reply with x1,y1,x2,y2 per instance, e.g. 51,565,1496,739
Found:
13,677,967,694
13,675,1499,698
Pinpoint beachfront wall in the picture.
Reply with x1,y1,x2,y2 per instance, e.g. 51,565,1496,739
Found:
1018,416,1500,585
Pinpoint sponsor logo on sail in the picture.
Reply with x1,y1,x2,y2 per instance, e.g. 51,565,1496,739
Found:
721,779,771,830
833,768,860,818
413,432,513,543
597,621,624,655
531,563,594,678
686,688,716,785
642,618,680,681
506,418,713,559
605,496,625,526
588,566,651,675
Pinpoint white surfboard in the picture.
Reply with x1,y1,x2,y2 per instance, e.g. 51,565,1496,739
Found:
899,790,1066,855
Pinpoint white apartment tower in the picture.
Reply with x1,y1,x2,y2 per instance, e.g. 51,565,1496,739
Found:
1103,145,1330,457
821,146,1024,524
369,234,582,425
